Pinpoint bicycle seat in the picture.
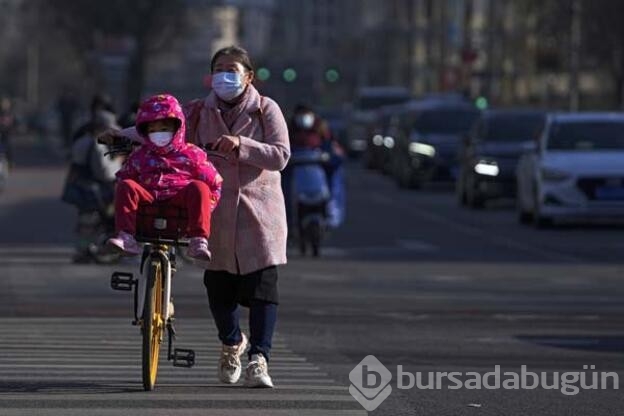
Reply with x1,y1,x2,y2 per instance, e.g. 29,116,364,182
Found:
135,202,189,246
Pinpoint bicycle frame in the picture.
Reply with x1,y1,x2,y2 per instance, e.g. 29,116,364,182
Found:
110,231,195,390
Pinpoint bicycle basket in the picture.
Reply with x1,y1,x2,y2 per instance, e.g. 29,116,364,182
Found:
135,203,189,243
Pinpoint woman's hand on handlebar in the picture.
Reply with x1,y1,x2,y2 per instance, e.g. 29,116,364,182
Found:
212,135,240,154
96,129,127,146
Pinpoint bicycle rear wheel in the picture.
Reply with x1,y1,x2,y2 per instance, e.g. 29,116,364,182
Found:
142,258,164,391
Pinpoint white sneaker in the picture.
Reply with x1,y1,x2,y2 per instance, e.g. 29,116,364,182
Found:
218,333,248,384
244,353,274,388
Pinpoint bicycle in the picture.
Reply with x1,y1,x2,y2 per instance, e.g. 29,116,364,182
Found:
110,202,196,390
101,134,225,390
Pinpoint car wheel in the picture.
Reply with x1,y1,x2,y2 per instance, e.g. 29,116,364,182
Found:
466,175,485,209
456,172,467,206
533,194,553,229
396,161,412,189
457,185,467,206
517,209,533,224
534,215,554,229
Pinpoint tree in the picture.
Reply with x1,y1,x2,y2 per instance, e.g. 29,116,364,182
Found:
583,0,624,108
41,0,187,103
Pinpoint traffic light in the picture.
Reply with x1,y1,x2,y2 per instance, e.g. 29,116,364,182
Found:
257,67,271,81
325,68,340,83
283,68,297,83
475,96,488,110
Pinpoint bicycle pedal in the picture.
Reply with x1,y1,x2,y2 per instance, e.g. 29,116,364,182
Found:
110,272,136,291
172,348,195,368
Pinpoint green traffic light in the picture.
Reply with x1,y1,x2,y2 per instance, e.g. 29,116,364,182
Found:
257,67,271,81
283,68,297,83
475,96,488,110
325,69,340,83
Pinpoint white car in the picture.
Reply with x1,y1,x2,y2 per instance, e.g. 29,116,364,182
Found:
516,113,624,227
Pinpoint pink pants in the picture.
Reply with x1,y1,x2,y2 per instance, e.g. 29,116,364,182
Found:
115,179,212,238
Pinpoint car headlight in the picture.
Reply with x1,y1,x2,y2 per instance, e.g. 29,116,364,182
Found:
372,134,384,146
541,167,571,182
474,160,500,177
383,136,395,149
409,142,436,157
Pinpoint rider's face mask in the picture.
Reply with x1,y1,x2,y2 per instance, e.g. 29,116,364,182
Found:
296,113,315,129
212,71,246,102
148,131,174,147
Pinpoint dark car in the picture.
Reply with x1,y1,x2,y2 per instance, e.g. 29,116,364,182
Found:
456,109,546,208
345,87,411,158
391,102,481,188
363,102,409,172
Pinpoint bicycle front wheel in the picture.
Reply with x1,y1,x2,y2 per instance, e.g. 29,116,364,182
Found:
142,258,164,391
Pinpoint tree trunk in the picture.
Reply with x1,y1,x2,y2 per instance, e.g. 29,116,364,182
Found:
126,35,147,105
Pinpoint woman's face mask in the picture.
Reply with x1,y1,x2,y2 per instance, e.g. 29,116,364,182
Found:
148,131,174,147
295,113,315,129
212,71,246,101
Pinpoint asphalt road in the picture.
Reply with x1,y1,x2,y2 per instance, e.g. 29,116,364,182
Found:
1,137,624,415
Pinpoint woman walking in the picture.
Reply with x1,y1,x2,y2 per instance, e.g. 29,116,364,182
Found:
190,46,289,388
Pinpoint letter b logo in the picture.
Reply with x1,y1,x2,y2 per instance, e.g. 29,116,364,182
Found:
349,355,392,411
363,364,382,389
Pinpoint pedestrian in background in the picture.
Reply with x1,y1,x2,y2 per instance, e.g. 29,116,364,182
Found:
68,110,124,263
72,93,116,144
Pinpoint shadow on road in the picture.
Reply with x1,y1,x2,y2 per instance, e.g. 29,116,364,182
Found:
0,381,137,394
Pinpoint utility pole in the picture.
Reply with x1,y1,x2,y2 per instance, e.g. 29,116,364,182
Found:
569,0,582,111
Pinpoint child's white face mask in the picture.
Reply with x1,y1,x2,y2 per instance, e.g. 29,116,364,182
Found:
148,131,174,147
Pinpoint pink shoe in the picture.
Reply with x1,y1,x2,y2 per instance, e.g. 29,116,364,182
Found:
188,237,212,261
107,231,141,256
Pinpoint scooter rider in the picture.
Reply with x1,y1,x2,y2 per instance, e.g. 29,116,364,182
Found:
286,104,346,229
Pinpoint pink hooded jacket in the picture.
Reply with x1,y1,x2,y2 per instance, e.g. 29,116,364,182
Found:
116,94,222,209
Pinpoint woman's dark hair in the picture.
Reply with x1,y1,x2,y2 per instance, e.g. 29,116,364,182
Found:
210,46,254,73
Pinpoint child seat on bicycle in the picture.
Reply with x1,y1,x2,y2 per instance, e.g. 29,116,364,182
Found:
107,94,222,260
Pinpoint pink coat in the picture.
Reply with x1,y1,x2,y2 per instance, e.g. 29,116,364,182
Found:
117,94,222,209
185,86,290,274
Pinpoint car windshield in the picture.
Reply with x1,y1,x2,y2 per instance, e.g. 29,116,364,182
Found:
548,121,624,150
484,114,544,142
415,109,479,134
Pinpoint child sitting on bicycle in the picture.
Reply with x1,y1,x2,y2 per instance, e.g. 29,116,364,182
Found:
107,94,222,260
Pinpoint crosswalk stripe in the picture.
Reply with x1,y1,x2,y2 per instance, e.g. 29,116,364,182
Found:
0,318,363,415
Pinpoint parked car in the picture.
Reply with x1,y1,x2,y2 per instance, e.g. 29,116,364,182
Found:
457,109,546,208
345,86,411,157
516,113,624,227
391,101,480,188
